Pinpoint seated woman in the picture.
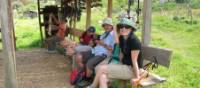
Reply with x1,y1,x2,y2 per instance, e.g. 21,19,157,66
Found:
85,18,115,78
87,18,143,88
73,26,97,70
73,18,115,77
80,26,96,46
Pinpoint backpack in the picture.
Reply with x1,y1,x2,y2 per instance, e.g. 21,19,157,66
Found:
108,43,120,64
70,68,86,85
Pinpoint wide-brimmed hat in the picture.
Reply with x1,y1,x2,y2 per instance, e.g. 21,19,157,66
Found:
102,18,113,26
117,18,136,31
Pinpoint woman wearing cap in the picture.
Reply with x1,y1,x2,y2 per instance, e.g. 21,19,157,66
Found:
87,18,143,88
86,18,115,78
73,26,96,70
80,26,96,46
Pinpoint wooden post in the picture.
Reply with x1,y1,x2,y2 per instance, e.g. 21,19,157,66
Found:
0,0,18,88
86,0,91,29
142,0,152,46
37,0,44,47
72,0,77,40
107,0,113,18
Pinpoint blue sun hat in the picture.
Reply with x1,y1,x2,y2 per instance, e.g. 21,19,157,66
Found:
117,18,136,31
102,18,113,26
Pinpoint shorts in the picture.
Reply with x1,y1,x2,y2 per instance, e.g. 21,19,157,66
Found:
86,55,107,70
95,58,134,80
79,50,93,64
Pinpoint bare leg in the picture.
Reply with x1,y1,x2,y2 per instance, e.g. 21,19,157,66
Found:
90,65,108,88
75,53,84,69
99,74,108,88
86,67,92,77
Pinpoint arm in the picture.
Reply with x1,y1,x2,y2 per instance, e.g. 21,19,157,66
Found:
131,50,140,79
131,50,140,84
100,40,113,51
95,40,112,50
113,26,119,44
79,32,86,44
119,50,123,63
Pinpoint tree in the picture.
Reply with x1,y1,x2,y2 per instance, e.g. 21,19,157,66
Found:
175,0,185,3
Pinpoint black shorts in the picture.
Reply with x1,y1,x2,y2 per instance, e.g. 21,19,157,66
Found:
79,50,93,64
86,54,107,70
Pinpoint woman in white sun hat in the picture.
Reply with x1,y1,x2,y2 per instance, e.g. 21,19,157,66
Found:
85,18,116,79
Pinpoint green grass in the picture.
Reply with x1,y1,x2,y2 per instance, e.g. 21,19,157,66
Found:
150,13,200,88
14,18,41,49
0,18,41,50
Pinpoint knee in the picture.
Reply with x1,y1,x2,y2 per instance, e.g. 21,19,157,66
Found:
97,65,108,73
100,74,107,80
86,59,94,69
99,74,108,84
75,54,82,63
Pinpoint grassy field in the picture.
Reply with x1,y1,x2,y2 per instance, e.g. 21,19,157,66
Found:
0,18,41,50
0,7,200,88
14,18,41,49
151,13,200,88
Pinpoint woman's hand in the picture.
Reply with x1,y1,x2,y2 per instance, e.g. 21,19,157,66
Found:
95,40,104,45
130,77,141,87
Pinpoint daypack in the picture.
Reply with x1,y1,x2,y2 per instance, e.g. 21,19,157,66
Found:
108,43,120,64
70,68,86,85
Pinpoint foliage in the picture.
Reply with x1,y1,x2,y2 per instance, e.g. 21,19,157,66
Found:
13,1,37,18
152,2,177,11
175,0,186,3
14,18,41,49
190,0,200,9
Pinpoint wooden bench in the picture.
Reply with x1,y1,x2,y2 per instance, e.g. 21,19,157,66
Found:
142,46,172,68
68,28,173,87
138,46,172,87
95,46,172,88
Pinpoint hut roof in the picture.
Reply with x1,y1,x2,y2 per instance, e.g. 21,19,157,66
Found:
19,0,102,5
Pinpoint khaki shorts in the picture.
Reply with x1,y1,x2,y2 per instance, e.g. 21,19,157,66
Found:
95,58,134,80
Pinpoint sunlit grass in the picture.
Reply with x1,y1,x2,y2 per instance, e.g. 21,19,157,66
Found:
14,18,41,49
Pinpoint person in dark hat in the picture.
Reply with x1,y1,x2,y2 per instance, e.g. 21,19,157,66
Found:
80,26,96,45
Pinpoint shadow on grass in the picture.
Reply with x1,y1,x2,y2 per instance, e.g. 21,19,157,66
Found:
17,39,41,49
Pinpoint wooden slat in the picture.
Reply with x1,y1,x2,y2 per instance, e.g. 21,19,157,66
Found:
141,46,173,68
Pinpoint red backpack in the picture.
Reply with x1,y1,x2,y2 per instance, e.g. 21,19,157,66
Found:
70,68,86,85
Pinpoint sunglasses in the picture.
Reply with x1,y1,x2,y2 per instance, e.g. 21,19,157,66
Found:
117,24,132,29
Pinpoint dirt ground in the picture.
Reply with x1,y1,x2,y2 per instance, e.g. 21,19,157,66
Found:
0,49,73,88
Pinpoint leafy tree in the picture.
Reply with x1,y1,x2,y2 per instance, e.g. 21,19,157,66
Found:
175,0,186,3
